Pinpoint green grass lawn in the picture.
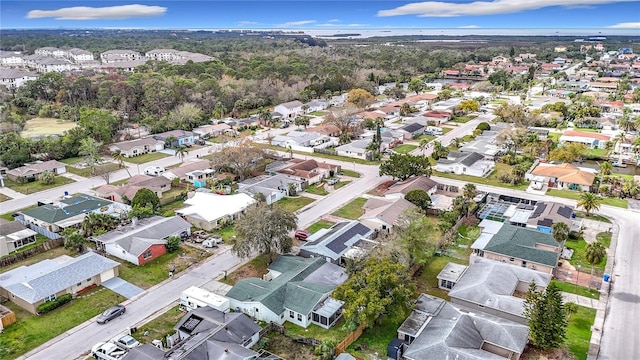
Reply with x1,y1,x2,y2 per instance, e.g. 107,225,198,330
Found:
66,163,121,178
116,245,210,288
305,184,328,196
331,197,367,220
546,189,628,209
306,219,335,234
451,115,478,123
442,127,453,134
60,156,84,165
275,196,315,213
551,279,600,300
309,111,326,116
334,180,351,189
124,152,170,164
340,169,360,178
0,193,11,202
416,134,436,143
434,162,529,191
586,148,608,159
0,287,125,360
284,319,352,343
211,225,237,243
393,144,418,154
1,246,72,273
4,176,75,195
565,238,606,271
254,143,378,165
416,255,468,301
596,232,611,248
574,128,599,133
346,308,411,360
548,132,561,143
159,199,186,217
574,211,611,223
566,305,597,360
220,254,269,286
136,305,186,344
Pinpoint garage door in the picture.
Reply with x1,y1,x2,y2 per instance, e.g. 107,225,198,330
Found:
100,268,116,283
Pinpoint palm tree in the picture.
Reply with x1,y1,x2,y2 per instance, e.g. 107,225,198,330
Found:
622,179,640,198
452,196,471,218
400,102,412,117
165,136,177,148
450,137,463,149
175,146,189,163
565,302,578,320
585,242,606,289
577,192,602,216
462,183,478,201
112,149,131,178
213,102,227,120
419,138,431,152
551,222,570,244
599,161,612,177
432,141,449,160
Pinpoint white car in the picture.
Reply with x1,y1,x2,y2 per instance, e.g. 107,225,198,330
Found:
91,342,127,360
110,333,140,350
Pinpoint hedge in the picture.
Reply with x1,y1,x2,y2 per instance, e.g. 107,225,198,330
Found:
37,293,72,314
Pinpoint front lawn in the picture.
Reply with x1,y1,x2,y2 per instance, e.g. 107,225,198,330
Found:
116,245,210,289
546,189,628,209
66,162,121,177
393,144,418,154
596,232,611,248
550,279,600,300
4,176,75,195
211,225,237,243
124,152,170,164
441,127,453,134
416,255,468,301
566,305,597,360
0,193,11,202
340,169,360,178
136,305,186,344
451,115,478,123
306,219,335,234
220,254,269,286
346,308,411,360
416,134,435,143
309,111,326,116
565,237,606,271
305,184,328,196
434,162,529,191
60,157,84,165
0,287,125,360
574,211,611,223
275,196,315,213
334,180,351,189
331,197,367,220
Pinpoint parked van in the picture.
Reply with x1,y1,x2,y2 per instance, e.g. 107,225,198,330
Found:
144,166,165,177
426,126,443,136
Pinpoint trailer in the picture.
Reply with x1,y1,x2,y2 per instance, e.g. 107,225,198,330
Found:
180,286,230,312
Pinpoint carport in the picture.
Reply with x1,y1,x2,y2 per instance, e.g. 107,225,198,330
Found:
102,277,144,299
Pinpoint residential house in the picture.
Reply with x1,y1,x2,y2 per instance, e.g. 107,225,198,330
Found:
298,221,375,265
99,59,147,72
19,194,130,234
559,130,610,149
192,123,232,138
448,257,551,324
435,152,495,177
238,173,304,205
0,252,119,314
421,110,453,124
34,57,73,73
305,99,329,113
528,127,549,140
100,50,142,63
93,216,191,265
153,130,195,147
436,262,468,291
163,159,212,182
109,137,165,158
305,124,341,137
278,159,340,185
528,163,596,191
96,174,172,203
5,160,67,183
0,219,38,257
492,55,510,64
186,169,216,188
399,294,530,360
471,220,563,274
0,51,24,67
274,100,304,119
329,93,348,107
459,132,504,159
271,132,329,148
384,176,439,198
398,122,425,139
66,48,94,63
176,192,255,230
0,69,37,89
359,198,418,233
335,139,375,160
35,47,65,57
225,255,347,329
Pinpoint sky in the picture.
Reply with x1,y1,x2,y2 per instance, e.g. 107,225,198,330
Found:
1,0,640,35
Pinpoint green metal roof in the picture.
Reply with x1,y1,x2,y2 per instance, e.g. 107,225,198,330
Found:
483,224,560,267
21,194,114,224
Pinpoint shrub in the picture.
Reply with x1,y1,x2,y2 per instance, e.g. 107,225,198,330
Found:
476,122,491,132
37,293,72,314
166,236,181,253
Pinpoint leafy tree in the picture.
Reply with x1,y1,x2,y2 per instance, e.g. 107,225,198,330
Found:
549,143,588,163
476,122,491,132
78,108,118,143
551,222,570,244
82,213,119,237
622,179,640,198
232,202,297,264
333,258,415,328
524,282,567,350
404,189,431,212
458,99,480,114
131,188,160,212
585,242,606,288
166,236,181,253
390,209,436,268
39,170,55,185
129,204,155,219
431,141,449,160
379,154,432,181
79,138,103,176
462,183,478,201
175,146,189,163
577,192,601,216
294,116,310,129
438,210,459,233
63,229,86,253
347,88,374,108
408,78,425,95
213,102,228,119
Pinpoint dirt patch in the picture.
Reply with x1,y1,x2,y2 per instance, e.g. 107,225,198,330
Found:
261,332,319,360
367,180,397,196
20,117,77,138
521,345,574,360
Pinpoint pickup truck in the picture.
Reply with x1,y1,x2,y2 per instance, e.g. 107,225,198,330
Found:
92,342,128,360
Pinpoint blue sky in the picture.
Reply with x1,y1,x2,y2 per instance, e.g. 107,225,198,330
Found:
2,0,640,33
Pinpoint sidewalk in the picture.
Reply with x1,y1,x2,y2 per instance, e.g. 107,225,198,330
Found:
0,186,26,199
561,292,601,310
60,172,88,182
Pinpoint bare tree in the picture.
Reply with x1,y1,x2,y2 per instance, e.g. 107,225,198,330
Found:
209,138,263,180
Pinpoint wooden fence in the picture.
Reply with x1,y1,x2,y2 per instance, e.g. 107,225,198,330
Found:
335,324,365,355
0,238,64,268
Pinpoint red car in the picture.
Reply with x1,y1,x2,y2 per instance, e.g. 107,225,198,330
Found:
294,229,310,241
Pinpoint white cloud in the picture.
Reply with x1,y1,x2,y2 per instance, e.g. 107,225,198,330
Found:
276,20,316,27
328,19,340,23
237,21,259,26
607,22,640,28
458,25,480,28
378,0,637,17
27,4,166,20
346,24,367,27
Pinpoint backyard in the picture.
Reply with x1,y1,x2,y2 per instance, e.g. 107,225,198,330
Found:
4,176,75,194
331,197,367,219
0,287,125,360
564,235,607,272
116,244,210,289
124,152,170,164
19,117,77,138
276,196,315,213
0,246,72,273
416,255,468,301
546,189,628,209
135,305,186,344
346,309,411,360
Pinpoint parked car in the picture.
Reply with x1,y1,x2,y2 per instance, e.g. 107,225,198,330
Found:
97,305,126,324
294,229,310,241
110,333,140,350
327,178,339,186
203,236,222,248
91,342,127,360
195,139,206,145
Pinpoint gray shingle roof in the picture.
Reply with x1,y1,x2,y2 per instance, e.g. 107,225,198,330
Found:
21,194,115,224
482,224,561,267
300,221,373,261
94,216,190,255
0,252,119,303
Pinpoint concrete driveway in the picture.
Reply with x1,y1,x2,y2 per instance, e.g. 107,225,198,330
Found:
102,277,144,299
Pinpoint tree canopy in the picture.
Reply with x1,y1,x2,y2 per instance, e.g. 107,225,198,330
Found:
404,189,432,212
379,154,432,181
524,282,567,350
131,188,160,212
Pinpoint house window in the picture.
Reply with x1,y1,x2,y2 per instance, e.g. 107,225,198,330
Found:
509,257,515,262
77,282,81,286
522,261,527,268
143,250,153,259
87,278,91,282
289,311,294,319
44,294,56,302
297,314,302,321
255,308,259,313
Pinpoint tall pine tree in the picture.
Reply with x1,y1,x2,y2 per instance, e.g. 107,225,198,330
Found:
524,282,568,349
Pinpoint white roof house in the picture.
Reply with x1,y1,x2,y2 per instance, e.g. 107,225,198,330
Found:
176,192,256,230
